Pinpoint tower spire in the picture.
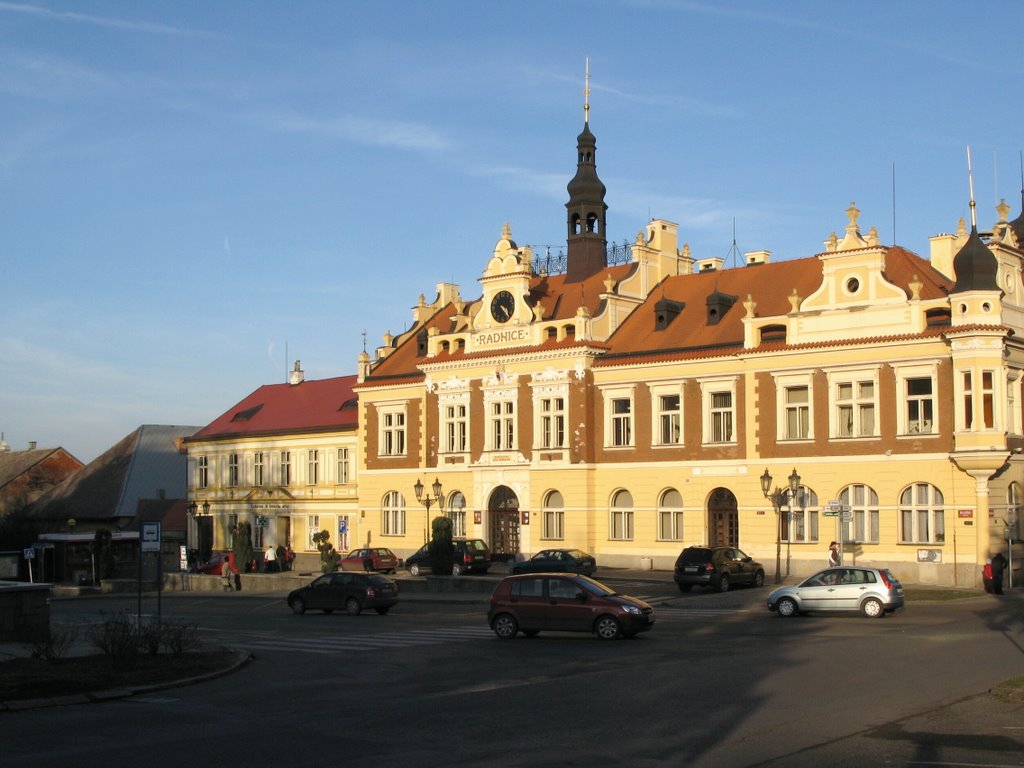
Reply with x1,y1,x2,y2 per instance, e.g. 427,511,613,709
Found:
565,59,608,283
967,145,978,229
584,57,590,125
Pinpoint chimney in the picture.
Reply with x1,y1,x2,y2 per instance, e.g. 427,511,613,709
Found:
289,360,305,385
28,441,37,450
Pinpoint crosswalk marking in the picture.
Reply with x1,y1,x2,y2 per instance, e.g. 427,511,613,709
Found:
228,626,494,654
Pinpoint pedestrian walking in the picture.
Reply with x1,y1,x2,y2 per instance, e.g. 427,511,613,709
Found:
264,545,279,573
828,541,841,567
991,551,1007,595
221,557,235,592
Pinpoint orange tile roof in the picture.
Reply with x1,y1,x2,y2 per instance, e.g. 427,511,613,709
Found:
190,375,359,440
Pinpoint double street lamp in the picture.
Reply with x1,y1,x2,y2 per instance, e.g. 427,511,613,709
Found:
413,477,444,544
761,467,801,584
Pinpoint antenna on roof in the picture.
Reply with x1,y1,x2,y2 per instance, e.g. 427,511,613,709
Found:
362,329,367,354
967,145,978,229
725,218,741,269
284,341,288,383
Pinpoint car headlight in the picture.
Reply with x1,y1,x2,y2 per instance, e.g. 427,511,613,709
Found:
621,604,641,615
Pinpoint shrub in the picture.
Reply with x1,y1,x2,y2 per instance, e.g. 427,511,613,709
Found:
31,622,79,660
88,612,139,657
312,530,338,573
160,621,201,656
429,516,454,575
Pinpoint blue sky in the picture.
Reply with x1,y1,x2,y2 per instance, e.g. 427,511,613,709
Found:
2,0,1023,463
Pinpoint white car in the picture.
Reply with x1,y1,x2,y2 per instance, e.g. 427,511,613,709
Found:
766,566,904,618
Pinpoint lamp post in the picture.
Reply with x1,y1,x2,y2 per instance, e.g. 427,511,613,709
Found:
414,477,444,544
761,467,801,584
186,501,198,557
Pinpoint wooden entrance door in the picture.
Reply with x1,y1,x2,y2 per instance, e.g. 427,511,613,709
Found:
708,487,738,548
488,485,521,561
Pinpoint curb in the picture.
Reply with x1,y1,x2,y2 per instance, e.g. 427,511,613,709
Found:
0,648,252,713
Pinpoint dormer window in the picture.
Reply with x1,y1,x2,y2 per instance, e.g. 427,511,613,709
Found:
706,291,738,326
654,299,685,330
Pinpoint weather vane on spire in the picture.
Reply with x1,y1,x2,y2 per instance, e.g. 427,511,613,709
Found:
584,57,590,125
967,145,978,229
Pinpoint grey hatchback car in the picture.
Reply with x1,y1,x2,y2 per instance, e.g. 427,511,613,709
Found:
766,566,904,618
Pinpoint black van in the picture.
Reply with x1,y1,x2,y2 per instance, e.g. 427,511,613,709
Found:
405,538,491,576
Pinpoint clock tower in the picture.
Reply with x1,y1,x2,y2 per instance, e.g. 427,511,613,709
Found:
565,61,607,283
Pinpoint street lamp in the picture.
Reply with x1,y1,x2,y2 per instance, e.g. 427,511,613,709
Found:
414,477,444,544
761,467,801,584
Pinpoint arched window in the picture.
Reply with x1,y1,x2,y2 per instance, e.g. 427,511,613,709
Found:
899,483,944,544
610,490,634,541
838,484,879,543
658,489,683,541
382,491,405,536
447,491,466,537
783,485,819,543
542,490,564,540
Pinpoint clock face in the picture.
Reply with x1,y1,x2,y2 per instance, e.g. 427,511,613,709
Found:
490,290,515,323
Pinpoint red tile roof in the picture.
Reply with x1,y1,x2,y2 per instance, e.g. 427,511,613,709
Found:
190,375,359,441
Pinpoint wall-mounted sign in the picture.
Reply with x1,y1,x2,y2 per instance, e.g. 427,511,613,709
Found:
958,509,973,519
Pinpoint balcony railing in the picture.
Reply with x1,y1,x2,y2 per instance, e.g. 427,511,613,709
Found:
528,240,634,276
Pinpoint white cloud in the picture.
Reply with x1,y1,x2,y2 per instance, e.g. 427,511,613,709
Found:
258,110,451,153
0,1,216,38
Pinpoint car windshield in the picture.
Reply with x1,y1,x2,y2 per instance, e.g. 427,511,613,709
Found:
576,576,617,597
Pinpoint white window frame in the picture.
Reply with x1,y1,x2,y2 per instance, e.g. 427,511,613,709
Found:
899,482,945,544
280,451,291,485
893,362,938,436
657,489,683,541
253,451,264,486
773,372,813,441
539,395,567,449
336,447,350,485
382,491,406,536
227,452,239,487
490,399,516,450
377,403,408,457
609,489,634,541
699,377,737,445
197,456,208,489
542,490,565,540
601,385,636,448
839,483,880,544
650,382,683,447
782,485,819,543
307,449,319,486
306,514,320,550
446,491,467,537
443,402,468,453
827,367,880,439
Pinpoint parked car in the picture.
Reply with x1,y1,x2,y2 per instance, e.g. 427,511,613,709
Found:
337,547,400,573
287,572,400,616
488,573,654,640
766,566,904,618
673,546,766,592
197,551,236,575
511,548,597,576
405,538,491,576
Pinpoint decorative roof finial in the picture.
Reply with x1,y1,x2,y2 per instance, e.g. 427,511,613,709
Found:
967,145,978,229
584,57,590,125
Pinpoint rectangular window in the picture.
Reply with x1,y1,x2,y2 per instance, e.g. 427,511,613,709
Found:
611,398,632,447
610,508,634,540
543,508,564,540
449,510,466,538
253,452,264,486
906,378,934,434
710,392,734,443
836,380,875,437
198,456,208,489
444,404,468,453
963,371,974,429
784,386,809,440
658,509,683,541
281,451,291,485
982,370,995,428
540,397,566,449
381,409,407,456
658,394,681,445
307,515,320,550
337,448,350,484
491,401,515,450
227,453,239,487
307,450,319,485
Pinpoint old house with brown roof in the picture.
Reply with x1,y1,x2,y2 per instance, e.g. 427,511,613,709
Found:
0,440,83,517
346,97,1023,587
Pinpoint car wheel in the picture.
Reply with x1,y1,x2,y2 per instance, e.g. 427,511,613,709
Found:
776,597,798,617
409,563,421,576
594,615,622,640
523,629,540,638
861,597,885,618
717,574,731,593
492,613,518,639
752,570,765,588
288,597,306,615
677,583,693,593
345,597,362,616
375,607,390,615
452,563,464,576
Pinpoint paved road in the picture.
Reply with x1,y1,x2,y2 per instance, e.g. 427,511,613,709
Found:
3,575,1022,767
